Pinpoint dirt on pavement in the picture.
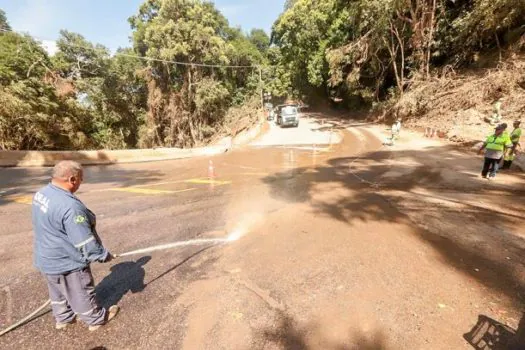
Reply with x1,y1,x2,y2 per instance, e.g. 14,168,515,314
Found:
1,116,524,349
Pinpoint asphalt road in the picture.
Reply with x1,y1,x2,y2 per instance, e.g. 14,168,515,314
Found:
1,115,524,349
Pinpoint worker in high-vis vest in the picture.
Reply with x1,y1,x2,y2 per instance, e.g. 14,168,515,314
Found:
490,98,503,125
390,119,402,145
478,123,513,179
502,120,522,169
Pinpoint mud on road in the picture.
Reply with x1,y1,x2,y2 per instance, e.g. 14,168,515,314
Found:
1,116,524,349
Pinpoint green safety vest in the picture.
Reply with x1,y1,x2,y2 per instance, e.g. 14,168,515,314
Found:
511,128,522,143
504,152,515,161
485,134,511,151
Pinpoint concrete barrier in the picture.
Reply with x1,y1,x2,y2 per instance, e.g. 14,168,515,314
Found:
0,115,267,168
0,145,229,167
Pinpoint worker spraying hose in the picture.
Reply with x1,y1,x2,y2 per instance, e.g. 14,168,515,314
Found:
31,161,118,333
0,156,248,337
0,229,245,337
0,160,249,337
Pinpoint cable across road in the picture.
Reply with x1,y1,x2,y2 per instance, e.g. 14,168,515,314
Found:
0,27,265,69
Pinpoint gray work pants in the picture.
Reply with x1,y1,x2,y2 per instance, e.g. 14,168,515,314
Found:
44,266,106,326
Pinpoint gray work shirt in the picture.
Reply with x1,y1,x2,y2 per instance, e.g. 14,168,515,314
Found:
484,149,503,160
32,183,109,275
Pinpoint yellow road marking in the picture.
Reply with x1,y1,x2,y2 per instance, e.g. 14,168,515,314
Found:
133,178,232,188
1,195,33,205
184,178,231,185
133,180,187,188
109,187,196,195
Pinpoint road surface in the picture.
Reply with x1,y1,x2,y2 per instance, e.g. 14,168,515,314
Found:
1,115,524,349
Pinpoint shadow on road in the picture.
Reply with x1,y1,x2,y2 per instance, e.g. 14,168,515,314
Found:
146,245,215,286
95,256,151,309
0,165,165,207
261,311,389,350
261,138,525,308
464,313,525,349
95,246,216,307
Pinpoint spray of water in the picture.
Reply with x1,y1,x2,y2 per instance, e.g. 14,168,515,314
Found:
117,227,247,258
0,221,253,337
226,227,246,241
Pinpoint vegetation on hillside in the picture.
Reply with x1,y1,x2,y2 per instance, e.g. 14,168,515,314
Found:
0,1,269,150
1,0,524,150
271,0,525,108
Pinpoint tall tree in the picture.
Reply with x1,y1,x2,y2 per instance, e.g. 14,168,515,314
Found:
53,30,110,80
248,29,270,54
0,29,88,150
129,0,260,147
0,9,10,31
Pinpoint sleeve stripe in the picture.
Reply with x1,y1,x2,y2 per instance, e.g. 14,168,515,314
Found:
74,236,95,248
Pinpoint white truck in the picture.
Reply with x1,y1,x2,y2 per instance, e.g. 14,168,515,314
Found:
276,105,299,128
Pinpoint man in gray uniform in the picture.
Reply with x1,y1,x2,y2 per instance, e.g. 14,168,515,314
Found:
32,160,119,331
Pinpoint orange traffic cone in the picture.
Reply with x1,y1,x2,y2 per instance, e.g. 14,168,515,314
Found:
208,160,216,179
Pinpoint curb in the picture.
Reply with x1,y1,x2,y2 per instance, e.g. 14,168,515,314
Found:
0,117,267,168
0,146,229,168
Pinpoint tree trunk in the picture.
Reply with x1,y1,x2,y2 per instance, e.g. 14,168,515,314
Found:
386,20,405,96
426,0,438,78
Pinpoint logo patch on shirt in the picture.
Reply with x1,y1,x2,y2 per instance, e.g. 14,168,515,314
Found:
74,215,86,224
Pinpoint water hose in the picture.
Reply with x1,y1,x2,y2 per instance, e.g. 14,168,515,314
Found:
0,299,51,337
0,229,245,337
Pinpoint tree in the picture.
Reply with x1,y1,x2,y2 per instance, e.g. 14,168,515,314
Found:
272,0,353,99
0,29,89,150
264,47,293,98
0,2,268,151
248,29,270,54
129,0,261,147
0,9,11,31
284,0,298,10
77,48,148,149
53,30,110,80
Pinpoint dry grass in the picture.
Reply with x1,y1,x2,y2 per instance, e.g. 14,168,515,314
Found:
208,95,262,145
388,55,525,142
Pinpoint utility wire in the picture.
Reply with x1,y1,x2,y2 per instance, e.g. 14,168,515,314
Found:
0,27,265,69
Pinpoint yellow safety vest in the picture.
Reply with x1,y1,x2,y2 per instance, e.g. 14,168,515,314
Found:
504,152,515,161
511,128,522,143
485,134,511,151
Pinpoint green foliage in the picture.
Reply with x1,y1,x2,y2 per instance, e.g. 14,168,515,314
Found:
2,0,523,150
436,0,525,63
53,30,111,79
194,78,230,122
271,0,525,108
272,0,351,98
129,0,263,147
0,28,92,150
0,9,10,31
248,29,270,54
0,2,264,150
0,32,49,83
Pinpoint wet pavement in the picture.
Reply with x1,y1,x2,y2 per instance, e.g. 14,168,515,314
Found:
1,116,525,349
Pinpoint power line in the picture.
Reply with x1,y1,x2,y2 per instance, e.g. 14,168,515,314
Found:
0,27,263,69
116,52,258,69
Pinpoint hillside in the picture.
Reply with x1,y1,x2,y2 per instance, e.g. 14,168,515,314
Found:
389,55,525,145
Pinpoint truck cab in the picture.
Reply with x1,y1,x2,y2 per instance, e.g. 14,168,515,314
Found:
276,105,299,128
